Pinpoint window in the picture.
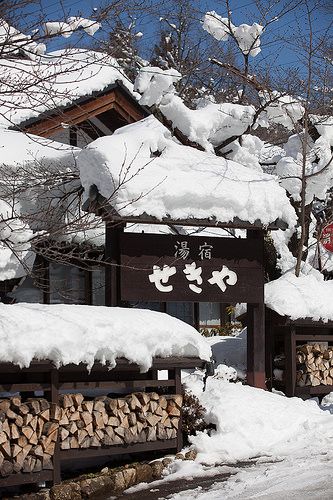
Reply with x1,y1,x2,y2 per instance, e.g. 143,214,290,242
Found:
49,263,85,304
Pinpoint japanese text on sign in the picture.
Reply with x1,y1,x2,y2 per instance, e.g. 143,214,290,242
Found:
148,262,238,294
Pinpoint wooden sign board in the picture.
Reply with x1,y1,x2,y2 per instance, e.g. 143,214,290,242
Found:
120,233,264,303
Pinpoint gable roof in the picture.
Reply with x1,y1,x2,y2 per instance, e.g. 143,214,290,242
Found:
0,48,146,131
78,116,297,230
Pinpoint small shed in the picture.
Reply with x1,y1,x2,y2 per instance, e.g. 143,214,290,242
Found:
265,272,333,397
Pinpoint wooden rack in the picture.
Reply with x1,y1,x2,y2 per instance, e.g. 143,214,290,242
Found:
266,310,333,397
0,357,206,490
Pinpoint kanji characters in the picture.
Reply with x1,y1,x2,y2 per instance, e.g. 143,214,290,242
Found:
208,265,237,292
183,262,203,294
148,265,176,292
174,240,190,260
198,242,213,260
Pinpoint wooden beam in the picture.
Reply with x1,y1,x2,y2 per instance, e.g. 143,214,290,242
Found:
24,87,145,138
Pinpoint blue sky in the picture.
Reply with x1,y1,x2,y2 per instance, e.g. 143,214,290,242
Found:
19,0,332,72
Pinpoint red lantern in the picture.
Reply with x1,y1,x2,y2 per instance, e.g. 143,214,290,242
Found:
321,223,333,253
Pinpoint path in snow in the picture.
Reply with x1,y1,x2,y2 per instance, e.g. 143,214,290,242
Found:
114,453,333,499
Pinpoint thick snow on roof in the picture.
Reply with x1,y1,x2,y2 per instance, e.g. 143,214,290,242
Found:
265,271,333,322
0,200,35,281
78,116,297,228
0,19,46,60
0,129,80,280
0,304,211,369
0,128,78,169
0,49,135,128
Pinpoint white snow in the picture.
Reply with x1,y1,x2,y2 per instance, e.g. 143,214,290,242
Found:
258,92,305,131
78,116,297,228
203,12,263,57
44,17,100,38
0,200,35,280
0,19,46,60
159,96,255,152
184,376,333,465
311,115,333,146
0,129,78,170
134,67,256,151
207,330,247,379
265,271,333,322
134,66,181,107
0,49,134,128
0,303,211,369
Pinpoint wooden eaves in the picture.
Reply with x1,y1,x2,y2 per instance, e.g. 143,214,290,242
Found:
10,81,149,138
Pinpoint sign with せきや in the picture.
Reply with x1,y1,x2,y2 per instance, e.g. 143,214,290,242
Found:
120,233,264,303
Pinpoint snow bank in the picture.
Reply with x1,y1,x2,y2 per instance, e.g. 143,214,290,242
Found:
78,116,297,228
0,49,134,128
207,329,247,379
184,376,333,464
265,271,333,322
0,304,211,369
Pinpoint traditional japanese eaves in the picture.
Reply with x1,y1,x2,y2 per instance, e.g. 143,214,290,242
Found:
79,116,297,230
0,48,141,130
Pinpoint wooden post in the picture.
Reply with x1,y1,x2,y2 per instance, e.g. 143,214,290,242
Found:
193,302,200,330
285,327,296,397
50,369,61,485
265,307,274,391
174,368,183,452
105,222,124,307
246,229,265,389
247,303,266,389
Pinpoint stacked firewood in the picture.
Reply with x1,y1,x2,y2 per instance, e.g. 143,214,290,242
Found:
296,344,333,387
0,396,59,477
59,392,182,450
0,392,182,476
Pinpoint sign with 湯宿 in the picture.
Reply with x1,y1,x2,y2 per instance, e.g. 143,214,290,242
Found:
321,223,333,253
119,233,264,303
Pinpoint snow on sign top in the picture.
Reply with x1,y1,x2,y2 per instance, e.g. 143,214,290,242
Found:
0,49,135,129
78,116,297,228
265,271,333,322
0,304,211,369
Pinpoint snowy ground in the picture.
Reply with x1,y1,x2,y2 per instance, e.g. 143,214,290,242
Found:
119,331,333,499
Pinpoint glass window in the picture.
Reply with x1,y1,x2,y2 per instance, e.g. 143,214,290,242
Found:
166,302,194,325
199,302,221,328
49,263,85,304
92,268,105,306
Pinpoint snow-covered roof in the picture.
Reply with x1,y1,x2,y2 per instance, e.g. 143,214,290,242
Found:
0,48,135,129
265,271,333,322
0,303,211,369
0,129,80,281
78,116,297,229
0,128,78,169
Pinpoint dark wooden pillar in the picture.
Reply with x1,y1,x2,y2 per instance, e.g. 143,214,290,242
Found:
105,222,124,307
285,327,296,397
246,229,266,389
193,302,200,330
247,303,266,389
